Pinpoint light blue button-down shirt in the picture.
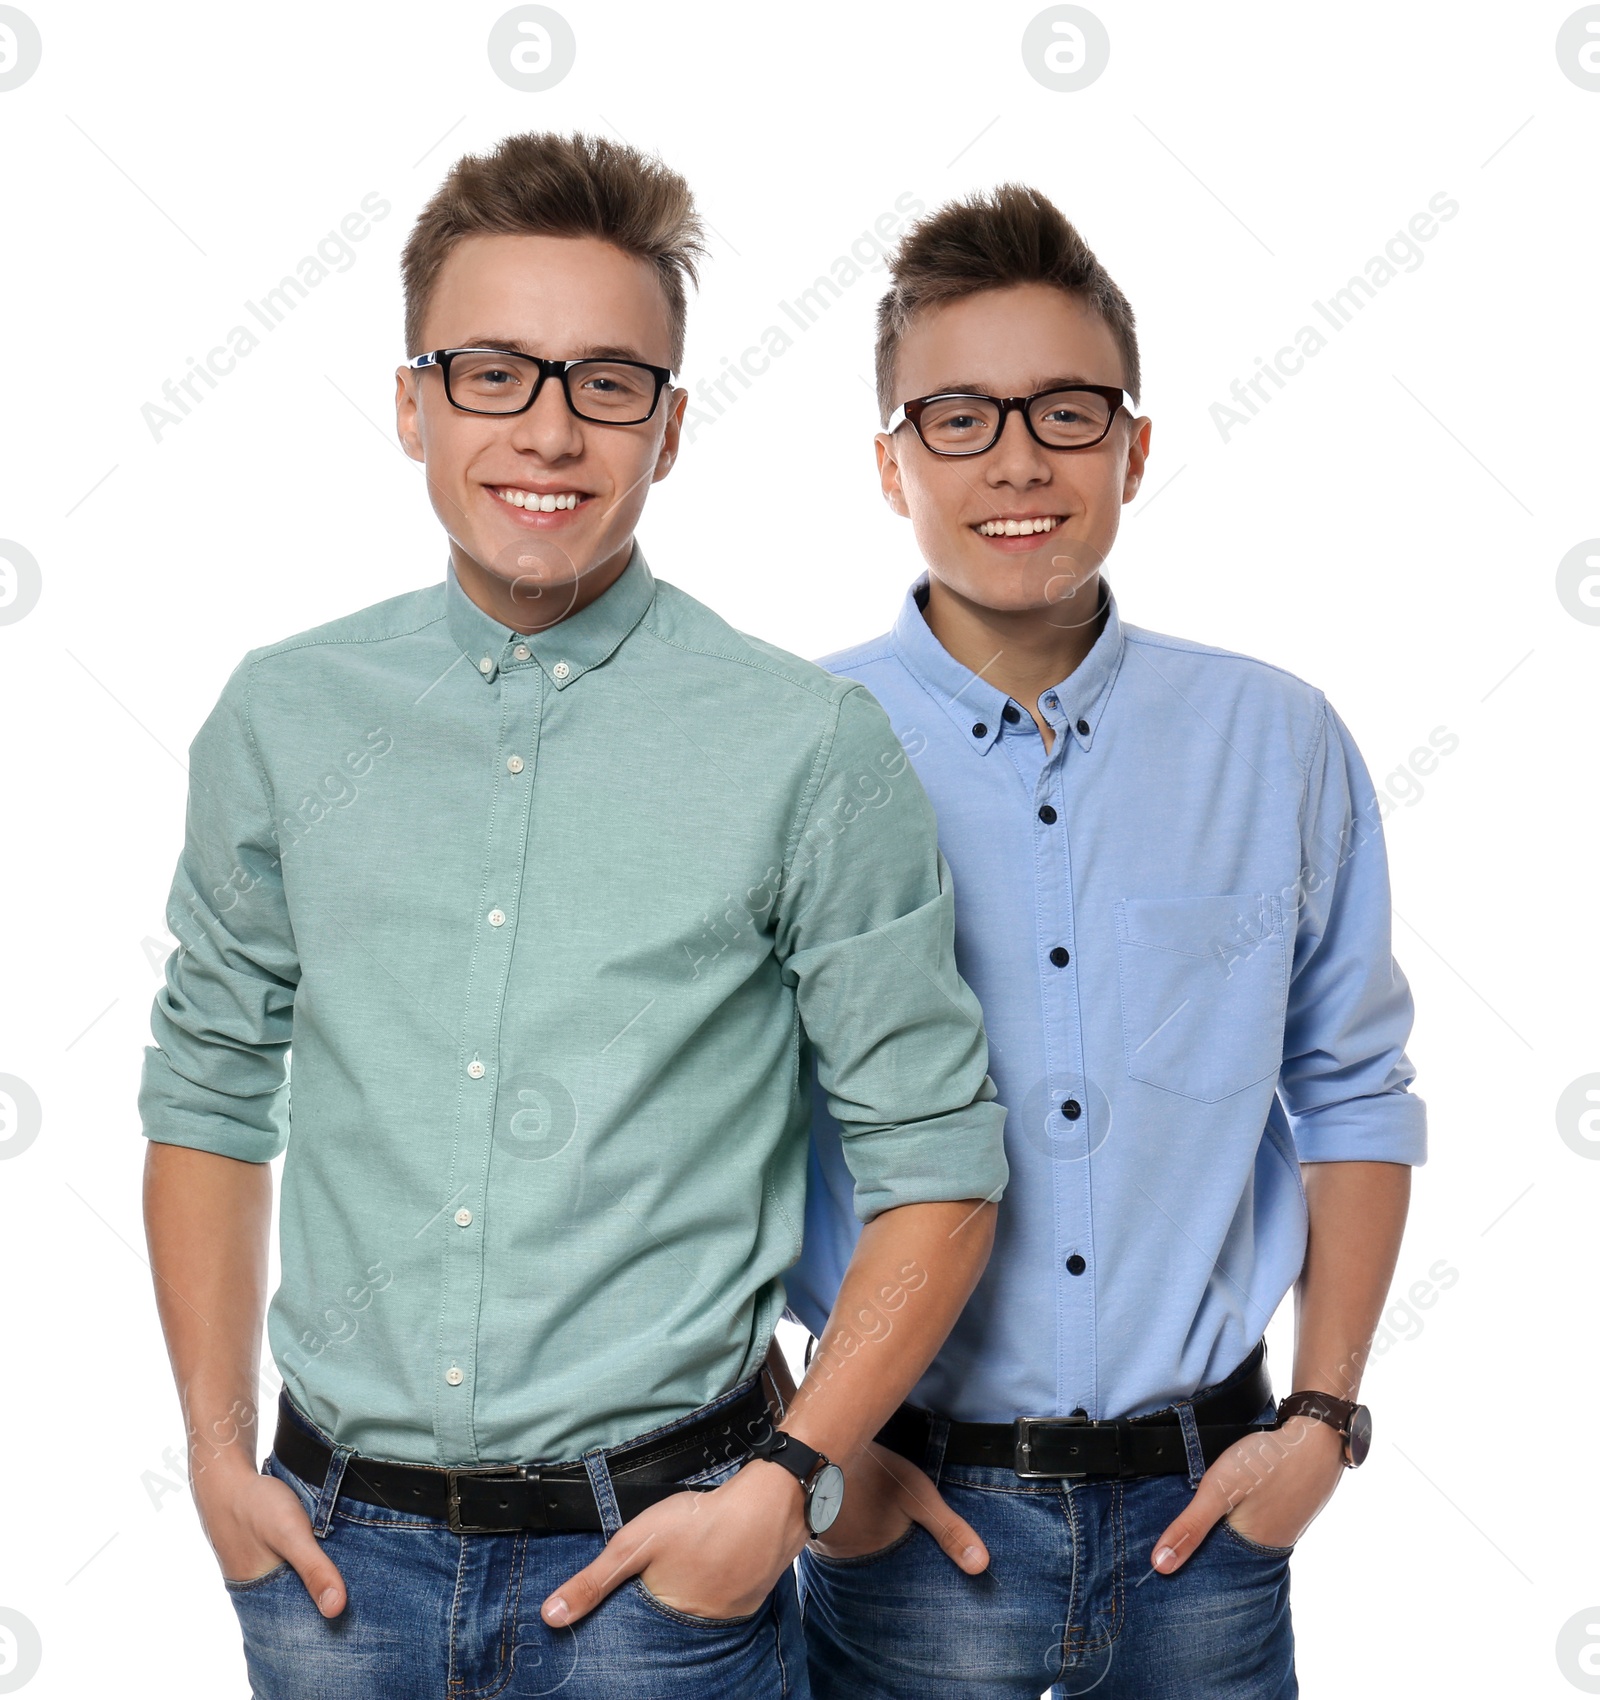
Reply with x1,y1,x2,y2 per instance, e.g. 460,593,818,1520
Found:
786,575,1425,1422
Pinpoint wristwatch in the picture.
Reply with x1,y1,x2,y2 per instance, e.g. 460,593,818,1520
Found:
744,1427,847,1535
1275,1391,1372,1467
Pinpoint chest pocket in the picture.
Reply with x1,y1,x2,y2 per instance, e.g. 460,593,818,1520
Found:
1114,893,1289,1102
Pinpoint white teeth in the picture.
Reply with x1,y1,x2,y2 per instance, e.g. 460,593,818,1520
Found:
494,488,581,511
976,515,1060,537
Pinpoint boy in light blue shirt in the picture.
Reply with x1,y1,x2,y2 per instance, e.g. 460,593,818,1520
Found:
786,183,1424,1699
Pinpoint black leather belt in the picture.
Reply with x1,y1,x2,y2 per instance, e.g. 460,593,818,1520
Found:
875,1339,1275,1481
272,1372,780,1534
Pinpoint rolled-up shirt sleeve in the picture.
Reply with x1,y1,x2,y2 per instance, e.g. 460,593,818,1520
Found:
772,683,1009,1220
138,656,298,1163
1279,699,1426,1165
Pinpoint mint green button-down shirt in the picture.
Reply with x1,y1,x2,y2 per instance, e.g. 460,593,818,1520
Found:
139,545,1008,1466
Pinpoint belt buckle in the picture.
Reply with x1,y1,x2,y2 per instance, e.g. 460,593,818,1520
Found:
445,1465,531,1533
1013,1413,1114,1480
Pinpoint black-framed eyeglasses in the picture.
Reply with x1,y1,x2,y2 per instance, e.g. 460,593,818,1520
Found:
405,347,675,424
885,385,1128,456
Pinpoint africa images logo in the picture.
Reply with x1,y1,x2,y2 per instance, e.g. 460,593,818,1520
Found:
1210,194,1460,443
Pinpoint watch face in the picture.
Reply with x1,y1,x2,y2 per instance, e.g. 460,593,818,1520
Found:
1346,1404,1372,1467
806,1463,847,1534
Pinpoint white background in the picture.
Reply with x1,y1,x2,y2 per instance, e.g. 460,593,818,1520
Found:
1,2,1597,1695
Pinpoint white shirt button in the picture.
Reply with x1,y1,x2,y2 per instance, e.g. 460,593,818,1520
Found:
552,660,571,680
488,908,505,927
445,1366,464,1386
507,754,524,774
513,643,530,661
479,657,494,675
467,1059,485,1079
454,1207,473,1227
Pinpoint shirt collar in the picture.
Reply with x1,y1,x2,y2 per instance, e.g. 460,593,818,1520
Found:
890,572,1127,755
444,541,656,688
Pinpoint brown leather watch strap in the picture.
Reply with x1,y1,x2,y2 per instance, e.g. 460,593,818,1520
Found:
1276,1390,1370,1466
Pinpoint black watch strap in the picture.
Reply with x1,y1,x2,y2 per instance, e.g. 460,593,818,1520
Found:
746,1426,826,1491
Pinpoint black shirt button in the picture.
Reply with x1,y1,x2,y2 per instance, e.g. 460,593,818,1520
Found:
971,722,988,738
1037,803,1058,823
1049,946,1070,967
1069,1406,1088,1418
1066,1253,1087,1276
1076,718,1091,736
1060,1098,1082,1120
1002,703,1021,723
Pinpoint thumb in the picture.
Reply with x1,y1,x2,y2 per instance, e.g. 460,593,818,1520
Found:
543,1525,651,1627
899,1472,989,1574
278,1524,349,1617
1152,1481,1224,1575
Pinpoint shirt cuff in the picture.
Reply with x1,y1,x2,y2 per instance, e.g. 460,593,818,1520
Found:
845,1100,1010,1222
1289,1090,1427,1165
138,1047,289,1164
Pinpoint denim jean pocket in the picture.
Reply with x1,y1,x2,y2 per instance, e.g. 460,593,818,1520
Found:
628,1575,771,1630
224,1559,296,1595
1215,1515,1297,1559
802,1517,920,1569
1116,893,1288,1102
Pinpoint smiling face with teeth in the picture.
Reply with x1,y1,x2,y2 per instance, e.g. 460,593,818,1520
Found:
396,232,685,634
877,282,1150,633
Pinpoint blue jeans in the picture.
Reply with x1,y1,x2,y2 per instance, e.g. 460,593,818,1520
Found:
797,1392,1295,1699
226,1375,811,1699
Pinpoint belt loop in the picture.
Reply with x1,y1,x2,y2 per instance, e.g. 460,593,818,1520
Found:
759,1361,784,1423
923,1412,951,1487
1173,1399,1206,1489
309,1442,354,1538
582,1445,625,1541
